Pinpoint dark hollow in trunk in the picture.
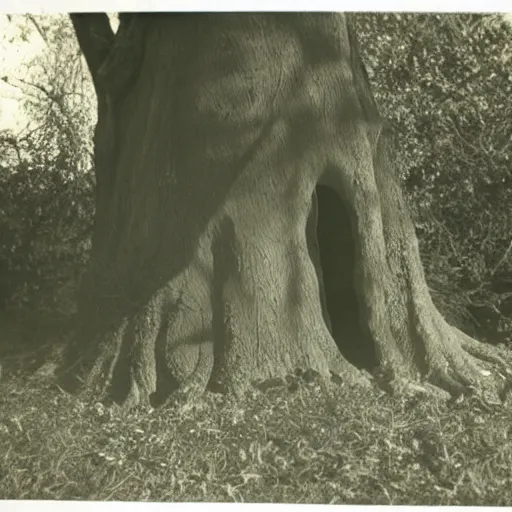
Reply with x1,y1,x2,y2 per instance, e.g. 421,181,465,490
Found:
315,185,376,370
59,12,509,407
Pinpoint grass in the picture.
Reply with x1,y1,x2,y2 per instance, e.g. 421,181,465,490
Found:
1,348,512,505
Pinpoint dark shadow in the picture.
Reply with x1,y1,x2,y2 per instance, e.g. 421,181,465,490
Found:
150,320,180,407
107,321,134,405
208,215,238,393
314,184,376,370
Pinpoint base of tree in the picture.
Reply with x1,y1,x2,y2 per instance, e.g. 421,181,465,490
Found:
54,169,512,407
55,13,512,409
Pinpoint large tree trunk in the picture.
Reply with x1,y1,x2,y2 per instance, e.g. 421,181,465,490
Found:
61,12,508,407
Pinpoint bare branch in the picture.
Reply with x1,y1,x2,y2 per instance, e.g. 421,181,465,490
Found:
490,238,512,278
10,76,55,101
27,15,49,47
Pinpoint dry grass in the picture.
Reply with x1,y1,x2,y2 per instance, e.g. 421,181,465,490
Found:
1,353,512,505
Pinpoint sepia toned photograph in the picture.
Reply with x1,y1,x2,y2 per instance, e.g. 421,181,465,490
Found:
1,7,512,506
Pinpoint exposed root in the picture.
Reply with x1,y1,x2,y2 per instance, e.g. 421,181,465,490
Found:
58,318,128,400
384,377,450,401
165,380,208,409
367,314,512,402
329,351,373,389
457,327,511,375
428,367,470,398
423,334,509,402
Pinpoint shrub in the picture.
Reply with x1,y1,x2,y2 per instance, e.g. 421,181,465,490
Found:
356,13,512,341
0,14,95,327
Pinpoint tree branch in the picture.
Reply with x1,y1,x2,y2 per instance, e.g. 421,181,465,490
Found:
69,13,115,91
27,15,49,47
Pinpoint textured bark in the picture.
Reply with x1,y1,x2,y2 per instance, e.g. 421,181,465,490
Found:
60,13,510,407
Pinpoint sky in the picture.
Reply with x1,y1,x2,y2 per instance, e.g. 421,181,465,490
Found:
0,13,119,131
0,16,46,131
0,8,511,133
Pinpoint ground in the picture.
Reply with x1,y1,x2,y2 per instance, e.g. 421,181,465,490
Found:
1,339,512,504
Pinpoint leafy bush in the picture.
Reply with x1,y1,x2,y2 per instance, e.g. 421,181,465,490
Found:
0,134,93,319
0,14,95,325
356,13,512,341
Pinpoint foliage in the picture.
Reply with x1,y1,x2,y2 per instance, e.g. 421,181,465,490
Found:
1,362,512,503
1,13,512,341
0,14,95,322
355,13,512,340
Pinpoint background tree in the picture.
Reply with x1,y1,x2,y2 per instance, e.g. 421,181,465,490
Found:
55,12,509,408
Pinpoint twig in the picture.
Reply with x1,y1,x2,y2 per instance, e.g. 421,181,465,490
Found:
103,472,136,501
489,238,512,278
27,15,49,47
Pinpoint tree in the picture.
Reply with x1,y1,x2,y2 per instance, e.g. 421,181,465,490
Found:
59,12,509,408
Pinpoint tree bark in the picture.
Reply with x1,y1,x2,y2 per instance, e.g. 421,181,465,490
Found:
60,12,509,407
